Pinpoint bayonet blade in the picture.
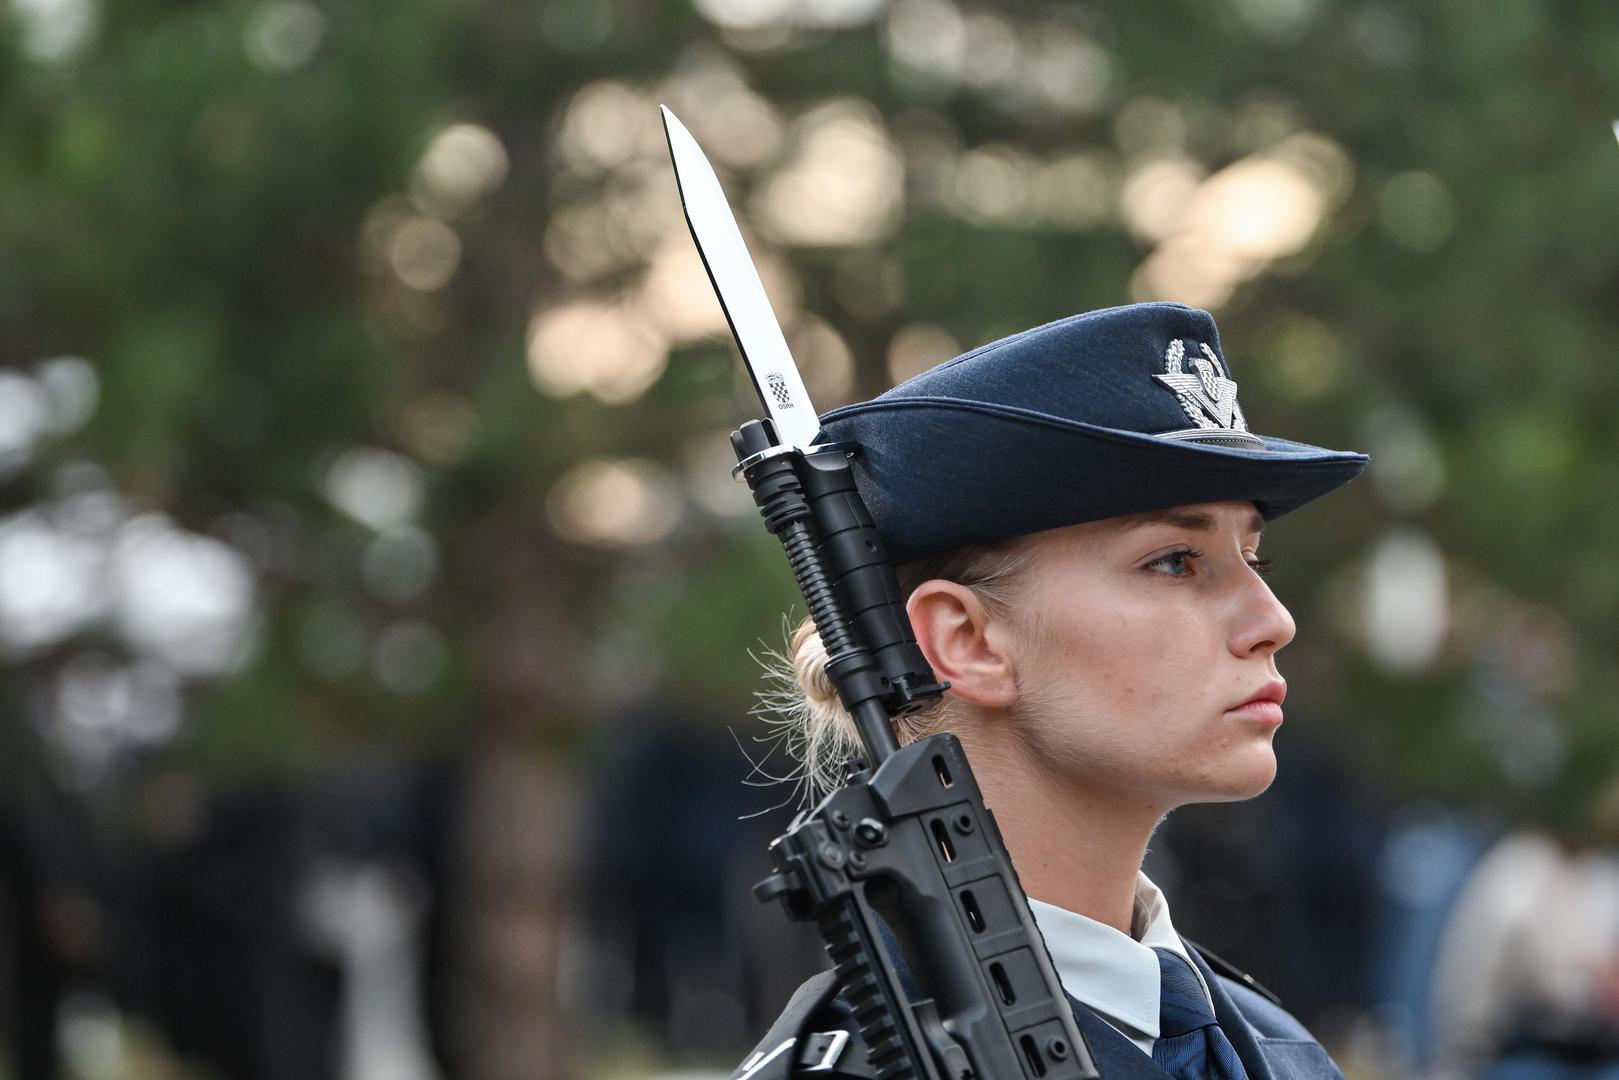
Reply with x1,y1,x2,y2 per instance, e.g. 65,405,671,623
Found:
661,106,822,450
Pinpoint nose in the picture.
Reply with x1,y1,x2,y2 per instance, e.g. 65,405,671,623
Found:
1229,570,1297,659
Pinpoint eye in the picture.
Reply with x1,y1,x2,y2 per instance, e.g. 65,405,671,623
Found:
1145,548,1203,576
1247,556,1273,576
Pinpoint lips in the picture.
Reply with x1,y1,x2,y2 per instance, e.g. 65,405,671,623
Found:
1227,680,1287,724
1235,680,1287,710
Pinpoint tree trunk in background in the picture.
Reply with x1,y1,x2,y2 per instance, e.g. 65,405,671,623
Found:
449,750,576,1080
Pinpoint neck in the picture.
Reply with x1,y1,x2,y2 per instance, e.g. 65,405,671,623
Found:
954,726,1164,937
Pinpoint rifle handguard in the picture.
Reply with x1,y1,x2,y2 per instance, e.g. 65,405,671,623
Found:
754,735,1097,1080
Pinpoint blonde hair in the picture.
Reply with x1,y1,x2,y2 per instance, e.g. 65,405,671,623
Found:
755,541,1035,800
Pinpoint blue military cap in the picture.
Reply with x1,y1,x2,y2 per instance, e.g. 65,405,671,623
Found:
816,302,1367,563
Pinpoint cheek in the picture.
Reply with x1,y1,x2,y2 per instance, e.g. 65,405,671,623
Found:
1029,600,1216,722
1006,579,1276,804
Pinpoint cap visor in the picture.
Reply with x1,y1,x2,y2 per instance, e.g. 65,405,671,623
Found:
819,398,1367,562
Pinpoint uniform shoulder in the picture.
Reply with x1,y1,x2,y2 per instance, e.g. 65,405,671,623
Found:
730,970,875,1080
1184,939,1316,1040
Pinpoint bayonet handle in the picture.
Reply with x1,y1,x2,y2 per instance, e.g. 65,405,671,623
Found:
796,451,947,712
733,420,901,763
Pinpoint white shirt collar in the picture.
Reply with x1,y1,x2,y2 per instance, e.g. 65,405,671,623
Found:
1027,872,1212,1052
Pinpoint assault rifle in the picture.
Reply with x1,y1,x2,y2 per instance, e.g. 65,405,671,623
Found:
663,107,1098,1080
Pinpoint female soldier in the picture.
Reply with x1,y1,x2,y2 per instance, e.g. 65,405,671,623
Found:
733,302,1366,1080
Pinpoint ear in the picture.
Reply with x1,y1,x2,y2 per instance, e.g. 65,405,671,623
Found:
906,580,1018,709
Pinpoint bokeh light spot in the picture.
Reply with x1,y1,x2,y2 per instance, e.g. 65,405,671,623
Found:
1233,0,1322,42
883,0,966,83
1131,135,1347,310
0,510,106,654
1035,154,1113,230
1260,315,1344,401
547,459,684,547
1024,27,1111,114
58,654,181,747
387,218,462,292
661,62,784,169
1197,157,1324,262
886,323,961,386
244,0,324,71
790,315,855,407
526,299,670,405
1380,171,1457,253
0,371,48,479
693,0,793,31
361,526,439,605
637,242,730,344
755,101,904,246
37,356,99,434
559,82,660,175
111,515,258,677
1115,98,1188,156
1362,403,1446,513
325,448,425,530
949,145,1035,225
11,0,97,64
959,12,1018,88
682,432,755,518
1364,530,1448,672
393,392,481,466
1119,156,1204,242
414,123,509,217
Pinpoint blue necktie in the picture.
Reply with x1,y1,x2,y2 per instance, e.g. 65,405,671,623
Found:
1150,948,1251,1080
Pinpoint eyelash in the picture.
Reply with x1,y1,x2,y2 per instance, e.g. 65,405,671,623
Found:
1146,549,1272,577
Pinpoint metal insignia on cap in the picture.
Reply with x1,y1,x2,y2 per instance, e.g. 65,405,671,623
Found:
1154,340,1265,448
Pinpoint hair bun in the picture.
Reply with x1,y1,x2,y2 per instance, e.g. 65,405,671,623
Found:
785,619,861,797
790,620,841,717
759,540,1032,801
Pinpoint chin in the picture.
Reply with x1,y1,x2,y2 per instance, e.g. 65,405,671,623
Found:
1185,747,1278,804
1227,749,1279,800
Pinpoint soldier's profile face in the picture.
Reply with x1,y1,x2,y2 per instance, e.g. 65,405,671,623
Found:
1001,500,1295,812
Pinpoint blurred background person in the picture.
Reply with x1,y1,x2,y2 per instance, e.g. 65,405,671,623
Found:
1428,778,1619,1080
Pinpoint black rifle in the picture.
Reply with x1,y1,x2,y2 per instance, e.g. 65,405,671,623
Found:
733,418,1099,1080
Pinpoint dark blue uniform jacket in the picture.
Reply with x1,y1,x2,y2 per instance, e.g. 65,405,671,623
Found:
731,939,1347,1080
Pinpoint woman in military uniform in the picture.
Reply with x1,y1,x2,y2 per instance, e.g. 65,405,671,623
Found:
734,301,1366,1080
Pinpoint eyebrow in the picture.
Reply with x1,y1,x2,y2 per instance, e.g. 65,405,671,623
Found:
1125,509,1266,535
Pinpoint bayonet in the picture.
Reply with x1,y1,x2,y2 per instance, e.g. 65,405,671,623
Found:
661,106,822,451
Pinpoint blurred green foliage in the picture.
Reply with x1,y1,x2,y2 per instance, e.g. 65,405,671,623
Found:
2,0,1618,825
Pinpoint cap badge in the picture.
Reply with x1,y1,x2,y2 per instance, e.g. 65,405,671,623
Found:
1154,339,1249,434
